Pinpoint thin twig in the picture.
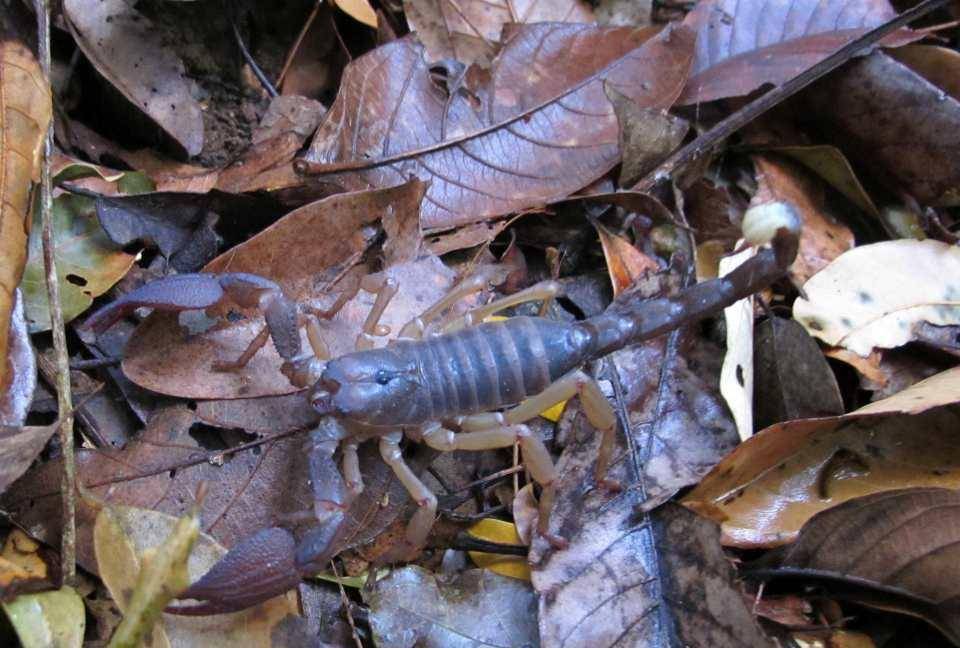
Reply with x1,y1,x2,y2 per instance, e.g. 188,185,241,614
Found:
632,0,952,193
330,560,363,648
276,0,322,87
36,0,76,585
231,20,278,98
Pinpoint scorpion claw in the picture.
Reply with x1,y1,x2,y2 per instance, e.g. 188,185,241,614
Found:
166,527,301,616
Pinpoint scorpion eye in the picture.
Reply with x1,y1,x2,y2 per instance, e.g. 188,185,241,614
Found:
375,370,391,385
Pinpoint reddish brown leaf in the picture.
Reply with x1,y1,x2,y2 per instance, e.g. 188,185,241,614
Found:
679,0,908,105
119,182,443,399
806,50,960,206
300,24,695,230
593,222,658,295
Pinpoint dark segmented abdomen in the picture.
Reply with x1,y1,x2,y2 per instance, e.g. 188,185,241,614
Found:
414,317,594,420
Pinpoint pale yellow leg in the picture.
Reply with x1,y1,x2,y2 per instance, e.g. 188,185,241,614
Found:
213,325,270,372
397,265,509,339
440,280,562,333
342,439,363,497
422,423,567,547
355,276,399,350
458,370,620,488
379,431,438,551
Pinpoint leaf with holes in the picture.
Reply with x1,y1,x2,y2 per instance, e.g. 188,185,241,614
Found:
300,23,694,230
21,191,134,333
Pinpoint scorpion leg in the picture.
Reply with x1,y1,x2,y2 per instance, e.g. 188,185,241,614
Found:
397,265,510,339
355,276,399,350
422,424,567,548
169,418,353,615
459,371,620,489
440,279,562,333
378,431,438,560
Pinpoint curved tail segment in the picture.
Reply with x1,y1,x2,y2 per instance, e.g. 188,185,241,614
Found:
580,216,800,359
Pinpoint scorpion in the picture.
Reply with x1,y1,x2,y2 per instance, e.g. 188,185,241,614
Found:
82,206,800,615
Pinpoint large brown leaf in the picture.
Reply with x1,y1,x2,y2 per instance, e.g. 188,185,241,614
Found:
752,488,960,645
299,24,694,230
679,0,904,104
805,50,960,206
683,366,960,548
0,41,51,393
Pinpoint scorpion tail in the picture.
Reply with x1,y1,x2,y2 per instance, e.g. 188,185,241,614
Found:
166,527,302,615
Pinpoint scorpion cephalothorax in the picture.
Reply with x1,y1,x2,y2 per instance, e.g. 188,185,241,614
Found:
82,208,800,615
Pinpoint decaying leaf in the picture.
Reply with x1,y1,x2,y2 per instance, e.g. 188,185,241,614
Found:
21,191,135,332
94,504,296,647
680,0,906,104
364,566,539,648
300,23,694,229
0,421,58,496
63,0,204,156
594,222,658,295
404,0,595,67
0,289,35,426
806,50,960,206
753,317,844,430
683,366,960,548
751,488,960,645
0,41,51,393
2,585,85,648
0,529,57,600
794,240,960,357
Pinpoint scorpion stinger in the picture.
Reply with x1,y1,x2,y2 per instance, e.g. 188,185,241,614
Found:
83,205,801,615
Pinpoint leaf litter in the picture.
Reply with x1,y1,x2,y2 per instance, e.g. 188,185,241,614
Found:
4,0,960,646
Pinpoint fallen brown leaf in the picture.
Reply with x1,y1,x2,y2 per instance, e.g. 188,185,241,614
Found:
299,23,694,229
750,488,960,645
0,290,35,426
0,40,51,393
805,50,960,206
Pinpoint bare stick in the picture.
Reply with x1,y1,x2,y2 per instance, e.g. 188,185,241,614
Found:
36,0,76,584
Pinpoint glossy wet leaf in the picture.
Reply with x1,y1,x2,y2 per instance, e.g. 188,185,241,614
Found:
2,586,85,648
64,0,203,156
0,41,51,393
793,240,960,357
21,192,135,332
301,23,694,229
679,0,906,104
364,566,539,648
683,366,960,548
751,488,960,645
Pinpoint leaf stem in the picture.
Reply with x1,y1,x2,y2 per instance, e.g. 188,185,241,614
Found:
36,0,76,585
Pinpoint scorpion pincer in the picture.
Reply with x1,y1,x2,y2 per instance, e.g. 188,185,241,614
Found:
81,205,800,614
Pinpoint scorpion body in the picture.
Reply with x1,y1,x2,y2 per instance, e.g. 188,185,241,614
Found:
82,211,800,615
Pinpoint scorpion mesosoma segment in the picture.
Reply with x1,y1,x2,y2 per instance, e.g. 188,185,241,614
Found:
82,219,799,615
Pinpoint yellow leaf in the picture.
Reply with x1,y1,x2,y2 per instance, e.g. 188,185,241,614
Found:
333,0,378,27
0,41,52,391
467,519,530,581
2,586,85,648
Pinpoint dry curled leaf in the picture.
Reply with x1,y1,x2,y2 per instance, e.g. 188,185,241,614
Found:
794,239,960,357
683,366,960,548
0,41,51,393
300,23,694,229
